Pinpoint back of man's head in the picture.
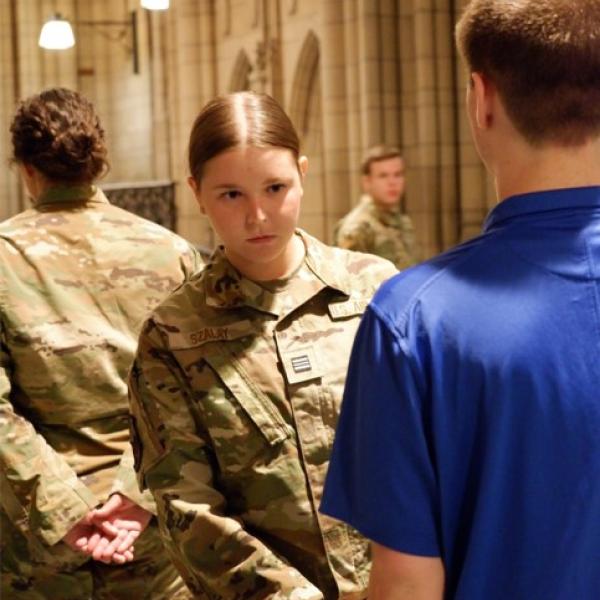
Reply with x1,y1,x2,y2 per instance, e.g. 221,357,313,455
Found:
456,0,600,147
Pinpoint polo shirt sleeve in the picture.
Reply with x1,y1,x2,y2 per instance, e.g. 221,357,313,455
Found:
320,303,441,557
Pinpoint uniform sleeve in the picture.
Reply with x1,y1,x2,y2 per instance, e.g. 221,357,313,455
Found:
109,444,156,513
335,222,376,254
128,320,323,600
320,305,441,557
0,319,98,546
109,240,203,513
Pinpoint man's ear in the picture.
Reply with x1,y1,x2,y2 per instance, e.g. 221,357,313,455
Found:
187,176,205,214
361,174,372,194
471,72,495,130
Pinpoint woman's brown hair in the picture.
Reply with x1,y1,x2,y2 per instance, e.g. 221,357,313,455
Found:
188,92,300,183
456,0,600,146
10,87,109,183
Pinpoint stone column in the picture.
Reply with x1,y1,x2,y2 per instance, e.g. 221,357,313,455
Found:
319,0,351,242
399,0,463,256
0,0,22,220
166,0,217,246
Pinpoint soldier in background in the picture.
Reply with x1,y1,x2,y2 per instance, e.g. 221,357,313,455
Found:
0,88,201,599
334,146,420,269
128,91,397,599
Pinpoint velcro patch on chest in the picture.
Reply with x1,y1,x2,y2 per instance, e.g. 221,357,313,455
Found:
280,346,323,385
328,298,369,320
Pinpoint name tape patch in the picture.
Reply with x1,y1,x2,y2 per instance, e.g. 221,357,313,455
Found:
165,319,254,349
328,298,368,320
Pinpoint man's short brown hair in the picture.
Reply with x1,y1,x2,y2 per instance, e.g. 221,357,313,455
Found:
456,0,600,146
361,145,402,175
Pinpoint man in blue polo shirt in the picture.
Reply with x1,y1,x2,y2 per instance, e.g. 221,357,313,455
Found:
321,1,600,598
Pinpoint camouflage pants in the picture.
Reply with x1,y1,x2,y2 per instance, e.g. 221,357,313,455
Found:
1,511,192,600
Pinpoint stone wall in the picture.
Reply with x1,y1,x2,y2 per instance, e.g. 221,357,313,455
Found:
1,0,494,256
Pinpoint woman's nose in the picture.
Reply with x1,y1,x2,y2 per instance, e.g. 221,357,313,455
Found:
246,196,268,224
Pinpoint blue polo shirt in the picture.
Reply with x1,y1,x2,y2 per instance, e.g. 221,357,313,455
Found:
321,187,600,599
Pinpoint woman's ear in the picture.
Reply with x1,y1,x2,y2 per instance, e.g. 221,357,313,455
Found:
21,163,36,178
188,176,205,214
298,156,308,179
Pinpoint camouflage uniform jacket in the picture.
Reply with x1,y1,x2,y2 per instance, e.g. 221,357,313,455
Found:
129,230,397,600
334,195,421,269
0,185,202,550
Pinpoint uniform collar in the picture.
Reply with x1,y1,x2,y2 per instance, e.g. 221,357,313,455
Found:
34,185,108,208
203,229,352,314
302,230,353,296
364,194,402,226
484,186,600,232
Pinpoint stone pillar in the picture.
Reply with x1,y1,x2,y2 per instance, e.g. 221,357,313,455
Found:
0,0,22,221
319,0,351,242
148,9,171,180
166,0,217,246
342,0,364,198
399,0,464,257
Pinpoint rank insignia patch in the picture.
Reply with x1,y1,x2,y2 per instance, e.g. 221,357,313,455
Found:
291,354,311,373
280,346,323,385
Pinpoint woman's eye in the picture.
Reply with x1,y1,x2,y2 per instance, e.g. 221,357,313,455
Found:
268,183,286,193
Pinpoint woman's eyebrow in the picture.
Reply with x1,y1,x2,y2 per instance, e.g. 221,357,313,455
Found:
212,183,240,190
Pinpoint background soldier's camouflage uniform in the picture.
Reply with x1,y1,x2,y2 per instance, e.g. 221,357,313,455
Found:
334,195,421,269
0,185,202,599
129,230,397,600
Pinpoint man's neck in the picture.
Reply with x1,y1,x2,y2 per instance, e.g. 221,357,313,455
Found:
370,196,401,214
494,137,600,202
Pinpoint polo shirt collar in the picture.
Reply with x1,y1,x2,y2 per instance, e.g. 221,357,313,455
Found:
484,186,600,232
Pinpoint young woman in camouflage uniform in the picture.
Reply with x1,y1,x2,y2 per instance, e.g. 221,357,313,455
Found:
0,88,199,599
128,91,397,599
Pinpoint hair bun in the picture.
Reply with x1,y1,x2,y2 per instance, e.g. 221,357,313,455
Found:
10,88,109,183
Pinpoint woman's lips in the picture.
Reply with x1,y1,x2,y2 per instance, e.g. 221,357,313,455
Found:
247,234,276,243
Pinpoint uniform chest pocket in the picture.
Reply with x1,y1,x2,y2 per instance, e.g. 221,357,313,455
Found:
205,347,291,444
195,344,294,476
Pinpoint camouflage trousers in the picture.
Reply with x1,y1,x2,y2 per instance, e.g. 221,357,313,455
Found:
0,511,192,600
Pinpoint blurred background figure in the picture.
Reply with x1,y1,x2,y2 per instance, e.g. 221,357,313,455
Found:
0,87,201,599
334,146,420,269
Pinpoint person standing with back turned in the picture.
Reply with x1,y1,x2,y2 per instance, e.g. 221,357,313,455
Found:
321,1,600,599
1,88,201,599
128,91,397,599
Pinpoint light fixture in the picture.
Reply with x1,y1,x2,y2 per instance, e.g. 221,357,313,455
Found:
141,0,170,9
39,14,75,50
38,12,140,74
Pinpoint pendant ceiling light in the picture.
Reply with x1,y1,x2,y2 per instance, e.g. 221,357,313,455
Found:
141,0,170,9
38,14,75,50
38,11,141,74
